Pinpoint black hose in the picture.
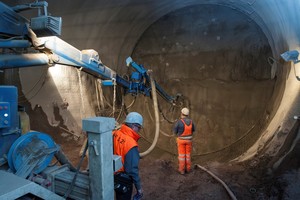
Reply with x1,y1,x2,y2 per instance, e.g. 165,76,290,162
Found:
63,140,89,199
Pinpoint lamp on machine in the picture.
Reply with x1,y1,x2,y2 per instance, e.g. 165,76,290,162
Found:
12,1,62,37
281,50,300,81
281,50,300,64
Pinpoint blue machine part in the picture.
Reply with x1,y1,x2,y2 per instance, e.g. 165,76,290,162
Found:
7,131,59,178
0,86,20,161
0,2,29,37
131,71,141,81
0,102,11,128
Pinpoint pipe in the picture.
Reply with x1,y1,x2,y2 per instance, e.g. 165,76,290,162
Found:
0,53,49,69
140,71,160,157
0,40,31,48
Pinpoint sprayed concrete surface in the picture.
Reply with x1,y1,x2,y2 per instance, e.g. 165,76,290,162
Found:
2,0,300,199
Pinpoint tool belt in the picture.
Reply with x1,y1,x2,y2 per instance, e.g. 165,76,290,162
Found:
114,172,132,194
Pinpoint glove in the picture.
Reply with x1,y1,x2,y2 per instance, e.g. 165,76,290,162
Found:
133,189,143,200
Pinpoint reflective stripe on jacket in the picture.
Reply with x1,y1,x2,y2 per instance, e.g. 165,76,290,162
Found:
113,124,140,172
178,119,193,139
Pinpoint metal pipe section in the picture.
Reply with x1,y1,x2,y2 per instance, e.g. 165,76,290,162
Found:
0,53,49,69
39,36,117,80
0,40,31,48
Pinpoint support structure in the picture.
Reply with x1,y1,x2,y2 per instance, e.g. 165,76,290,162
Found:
82,117,116,200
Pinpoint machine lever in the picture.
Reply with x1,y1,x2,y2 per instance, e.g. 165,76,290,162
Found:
89,140,99,156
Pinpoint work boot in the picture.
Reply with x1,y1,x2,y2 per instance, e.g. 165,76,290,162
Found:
179,170,185,175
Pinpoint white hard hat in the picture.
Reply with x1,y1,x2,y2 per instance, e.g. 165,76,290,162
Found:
125,112,143,127
181,108,189,116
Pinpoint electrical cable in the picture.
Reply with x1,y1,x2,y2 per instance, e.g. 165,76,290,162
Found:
114,90,126,122
159,129,174,138
145,95,175,137
145,97,154,121
112,78,116,118
193,123,256,157
115,100,124,122
158,103,177,124
101,90,113,109
125,95,137,110
95,79,101,112
138,129,176,156
18,67,48,103
0,35,24,40
293,62,300,81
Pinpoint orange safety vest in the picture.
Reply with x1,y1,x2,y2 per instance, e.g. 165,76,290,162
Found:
113,124,140,172
179,119,193,138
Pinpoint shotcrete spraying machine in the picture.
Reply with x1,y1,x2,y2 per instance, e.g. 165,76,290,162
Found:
0,1,179,199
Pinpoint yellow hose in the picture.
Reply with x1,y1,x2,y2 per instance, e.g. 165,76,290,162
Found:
140,72,160,157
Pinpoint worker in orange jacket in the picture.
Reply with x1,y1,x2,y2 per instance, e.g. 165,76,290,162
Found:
113,112,143,200
173,108,195,175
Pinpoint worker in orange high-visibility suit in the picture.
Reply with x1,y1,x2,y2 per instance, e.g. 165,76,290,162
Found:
113,112,144,200
173,108,195,175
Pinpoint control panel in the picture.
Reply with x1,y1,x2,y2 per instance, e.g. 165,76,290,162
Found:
0,102,10,128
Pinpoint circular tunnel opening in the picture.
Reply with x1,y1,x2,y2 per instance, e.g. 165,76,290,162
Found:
2,1,299,199
130,4,278,162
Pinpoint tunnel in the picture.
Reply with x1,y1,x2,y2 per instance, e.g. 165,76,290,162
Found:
1,0,300,199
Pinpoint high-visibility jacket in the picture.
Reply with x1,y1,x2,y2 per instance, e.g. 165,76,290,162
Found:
178,119,193,139
176,119,194,173
113,124,140,172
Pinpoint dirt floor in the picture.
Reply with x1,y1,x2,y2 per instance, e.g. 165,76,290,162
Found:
56,139,292,200
140,158,236,200
139,155,299,200
27,103,300,200
139,157,259,200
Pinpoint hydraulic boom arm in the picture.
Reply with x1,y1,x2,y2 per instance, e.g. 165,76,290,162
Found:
0,1,178,104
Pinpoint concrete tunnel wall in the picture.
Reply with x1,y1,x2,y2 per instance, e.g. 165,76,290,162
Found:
3,0,300,164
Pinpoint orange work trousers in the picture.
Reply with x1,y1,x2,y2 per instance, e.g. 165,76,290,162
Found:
177,138,192,173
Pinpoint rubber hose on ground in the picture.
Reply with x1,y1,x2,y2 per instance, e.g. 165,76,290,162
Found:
195,164,237,200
